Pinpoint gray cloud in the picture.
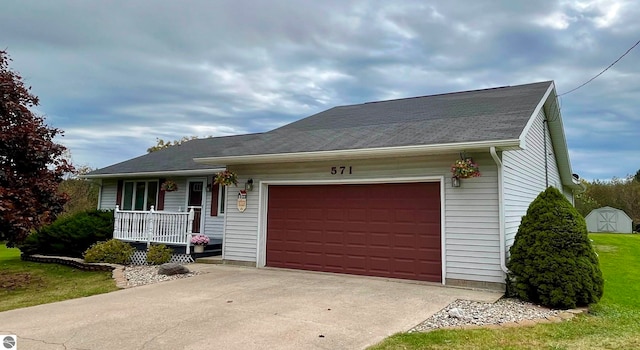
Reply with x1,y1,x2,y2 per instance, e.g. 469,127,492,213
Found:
1,0,638,180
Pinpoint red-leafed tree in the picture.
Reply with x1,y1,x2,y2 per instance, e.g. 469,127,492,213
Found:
0,50,74,246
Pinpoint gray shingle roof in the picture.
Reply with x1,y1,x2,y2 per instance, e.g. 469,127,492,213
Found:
88,133,264,175
253,81,552,154
89,81,552,176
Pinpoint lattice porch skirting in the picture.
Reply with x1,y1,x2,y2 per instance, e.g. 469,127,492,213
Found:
129,250,194,265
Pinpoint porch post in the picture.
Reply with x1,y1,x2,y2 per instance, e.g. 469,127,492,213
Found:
146,206,155,248
113,205,121,239
186,208,194,255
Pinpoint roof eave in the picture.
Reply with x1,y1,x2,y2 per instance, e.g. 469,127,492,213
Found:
81,168,226,179
193,139,522,165
541,83,583,191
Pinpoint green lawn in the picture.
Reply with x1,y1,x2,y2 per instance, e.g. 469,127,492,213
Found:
370,234,640,350
0,243,119,312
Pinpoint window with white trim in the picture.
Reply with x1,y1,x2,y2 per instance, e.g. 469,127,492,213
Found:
218,185,226,215
122,180,158,210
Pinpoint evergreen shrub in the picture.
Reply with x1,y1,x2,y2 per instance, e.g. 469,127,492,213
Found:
506,187,604,309
19,210,114,257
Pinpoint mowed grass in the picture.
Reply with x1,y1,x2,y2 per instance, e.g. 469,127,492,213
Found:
370,234,640,350
0,243,118,312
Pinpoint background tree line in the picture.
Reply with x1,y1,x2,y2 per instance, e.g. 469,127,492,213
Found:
58,165,99,218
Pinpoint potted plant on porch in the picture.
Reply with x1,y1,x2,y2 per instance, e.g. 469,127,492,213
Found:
190,234,210,253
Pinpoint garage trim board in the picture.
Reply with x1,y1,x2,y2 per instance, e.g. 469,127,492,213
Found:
256,176,446,284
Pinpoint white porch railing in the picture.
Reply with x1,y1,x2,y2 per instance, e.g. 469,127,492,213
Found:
113,205,195,254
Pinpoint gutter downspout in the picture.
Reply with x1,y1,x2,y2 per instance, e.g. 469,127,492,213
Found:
543,119,549,187
490,147,509,274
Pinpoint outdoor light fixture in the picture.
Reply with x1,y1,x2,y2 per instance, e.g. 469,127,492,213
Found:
245,178,254,191
451,177,461,188
206,175,214,192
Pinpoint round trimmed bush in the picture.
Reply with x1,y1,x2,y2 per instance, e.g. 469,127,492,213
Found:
83,239,134,265
146,244,173,265
506,187,604,309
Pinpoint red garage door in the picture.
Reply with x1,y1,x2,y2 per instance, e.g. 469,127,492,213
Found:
266,183,441,282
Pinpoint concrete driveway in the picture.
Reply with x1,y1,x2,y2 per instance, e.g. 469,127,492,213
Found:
0,264,501,350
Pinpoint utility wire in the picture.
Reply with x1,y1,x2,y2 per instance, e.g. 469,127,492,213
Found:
558,38,640,97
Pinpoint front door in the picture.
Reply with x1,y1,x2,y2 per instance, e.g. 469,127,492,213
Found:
187,181,204,233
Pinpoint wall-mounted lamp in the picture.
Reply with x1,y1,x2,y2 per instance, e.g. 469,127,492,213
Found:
245,178,254,191
206,175,214,192
451,177,461,188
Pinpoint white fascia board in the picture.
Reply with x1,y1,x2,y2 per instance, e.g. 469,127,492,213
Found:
537,84,582,191
81,168,226,179
193,139,522,165
518,81,555,150
552,124,582,190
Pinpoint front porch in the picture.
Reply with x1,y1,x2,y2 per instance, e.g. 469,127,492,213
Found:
113,206,222,260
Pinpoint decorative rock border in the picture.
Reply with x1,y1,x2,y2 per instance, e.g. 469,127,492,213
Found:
428,308,588,332
21,254,129,289
409,298,590,333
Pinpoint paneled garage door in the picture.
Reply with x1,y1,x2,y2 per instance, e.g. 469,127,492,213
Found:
266,183,441,282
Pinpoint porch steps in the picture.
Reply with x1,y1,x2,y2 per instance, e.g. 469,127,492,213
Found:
195,256,256,267
196,256,223,264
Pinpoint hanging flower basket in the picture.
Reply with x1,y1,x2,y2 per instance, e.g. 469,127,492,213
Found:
161,180,178,192
214,170,238,187
451,158,481,179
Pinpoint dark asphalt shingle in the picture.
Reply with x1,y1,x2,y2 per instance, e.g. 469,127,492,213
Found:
88,133,264,175
89,81,552,175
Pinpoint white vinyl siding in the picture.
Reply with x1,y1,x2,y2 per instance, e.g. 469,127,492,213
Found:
224,153,504,284
444,161,501,283
222,180,258,261
563,186,574,205
162,178,188,211
203,215,224,240
503,109,562,250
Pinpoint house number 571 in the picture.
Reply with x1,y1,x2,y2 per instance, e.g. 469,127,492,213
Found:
330,166,352,175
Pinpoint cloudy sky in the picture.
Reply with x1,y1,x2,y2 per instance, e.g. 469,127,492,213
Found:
1,0,638,180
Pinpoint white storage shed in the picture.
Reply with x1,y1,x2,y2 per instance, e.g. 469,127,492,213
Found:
586,206,633,233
